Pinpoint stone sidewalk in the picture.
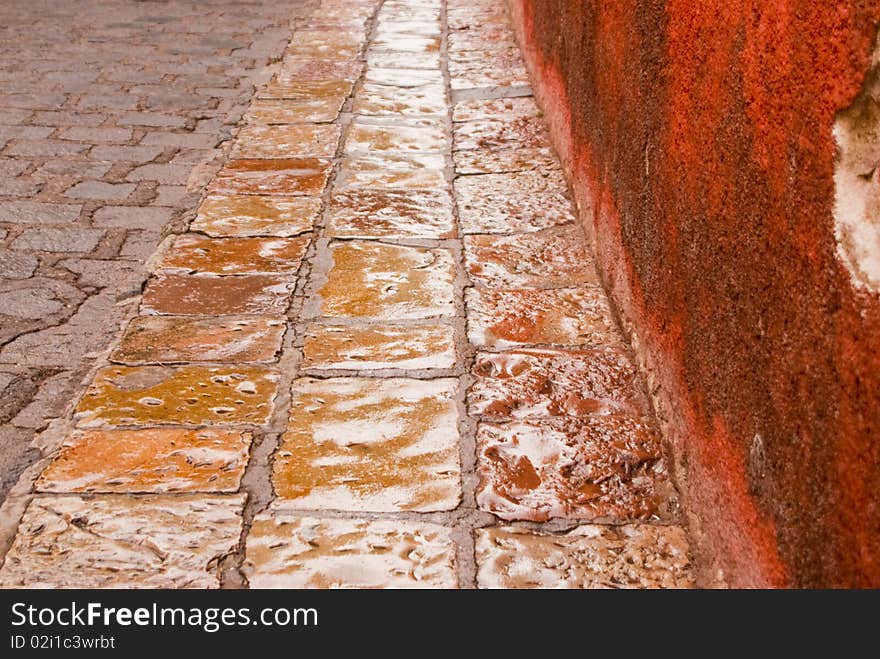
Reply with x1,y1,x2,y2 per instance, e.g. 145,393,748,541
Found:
0,0,693,588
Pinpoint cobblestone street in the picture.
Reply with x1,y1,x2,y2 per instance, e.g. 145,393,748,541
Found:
0,0,693,588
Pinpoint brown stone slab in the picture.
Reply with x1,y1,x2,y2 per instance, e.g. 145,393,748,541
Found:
338,154,447,190
210,159,332,196
192,194,319,238
453,147,561,175
476,418,670,522
475,525,694,589
273,377,461,511
259,78,354,101
244,516,457,589
319,241,456,319
466,287,622,348
244,98,345,124
302,324,456,370
231,124,341,159
455,171,575,234
36,428,251,493
345,121,446,154
285,31,365,60
112,316,285,364
452,97,541,123
352,83,447,116
74,365,280,427
280,58,364,82
453,117,551,151
326,189,455,239
468,348,650,419
464,228,599,288
157,235,309,275
0,495,245,588
141,273,294,316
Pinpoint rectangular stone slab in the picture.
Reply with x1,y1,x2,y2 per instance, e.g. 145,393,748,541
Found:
466,287,623,348
326,189,455,239
273,377,461,511
231,124,341,159
453,147,562,175
36,428,252,493
74,365,280,427
318,241,456,319
244,516,457,589
210,159,332,196
476,417,671,522
452,97,541,122
475,525,693,589
192,195,319,238
0,495,245,588
157,234,310,275
344,121,447,154
112,316,286,364
258,78,354,101
244,98,345,124
141,273,294,316
337,154,447,190
280,59,364,82
302,324,456,370
352,83,447,117
468,348,650,419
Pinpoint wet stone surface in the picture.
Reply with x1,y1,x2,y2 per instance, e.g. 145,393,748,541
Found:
338,153,447,190
476,418,670,522
273,377,461,511
158,235,310,275
231,124,341,159
465,230,596,291
37,428,252,494
0,495,245,588
352,83,447,117
452,97,541,123
211,158,332,196
326,189,455,239
318,241,456,319
244,98,345,124
453,147,561,175
345,121,447,154
475,525,693,589
141,274,295,316
244,516,457,589
112,316,286,365
466,287,623,348
259,78,354,101
469,348,650,420
302,324,456,370
192,195,319,238
74,365,280,427
453,118,551,151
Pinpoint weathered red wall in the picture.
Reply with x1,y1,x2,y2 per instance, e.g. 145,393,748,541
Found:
507,0,880,587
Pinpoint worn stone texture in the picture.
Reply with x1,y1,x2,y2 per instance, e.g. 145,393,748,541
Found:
0,495,245,588
192,195,319,237
157,234,309,275
302,324,456,370
211,158,333,196
326,189,455,239
244,516,457,589
475,525,693,589
141,273,295,316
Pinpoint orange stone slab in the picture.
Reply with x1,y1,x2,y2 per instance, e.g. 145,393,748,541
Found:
327,189,455,239
345,121,446,154
192,194,319,237
259,78,354,101
141,274,294,315
36,428,252,493
244,516,457,589
75,365,280,427
273,377,461,511
319,241,455,319
475,525,693,589
338,154,447,189
352,83,447,116
476,418,670,522
112,316,285,364
211,159,332,196
455,171,575,234
0,495,245,588
280,58,364,82
468,348,650,419
286,31,364,60
452,97,541,123
464,228,599,288
453,147,561,175
302,324,455,370
231,124,341,159
466,287,623,348
453,118,551,151
157,235,309,275
244,98,345,124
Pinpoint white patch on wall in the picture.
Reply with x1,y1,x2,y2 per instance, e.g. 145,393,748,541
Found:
834,32,880,293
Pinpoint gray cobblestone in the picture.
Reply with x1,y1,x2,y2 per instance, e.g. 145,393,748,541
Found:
11,227,104,252
65,181,135,201
91,206,172,229
90,145,164,163
0,202,81,224
0,251,38,279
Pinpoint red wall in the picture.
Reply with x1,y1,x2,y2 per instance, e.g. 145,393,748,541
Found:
508,0,880,587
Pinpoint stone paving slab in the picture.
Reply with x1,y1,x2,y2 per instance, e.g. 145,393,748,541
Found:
192,195,319,238
231,124,341,159
0,495,245,588
36,428,251,494
244,98,345,124
244,516,457,589
210,158,333,196
475,525,693,589
157,234,309,275
326,189,455,239
337,153,447,189
453,147,561,175
141,273,295,316
302,324,456,370
273,377,461,511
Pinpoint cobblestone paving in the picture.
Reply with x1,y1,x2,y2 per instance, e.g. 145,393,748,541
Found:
0,0,694,588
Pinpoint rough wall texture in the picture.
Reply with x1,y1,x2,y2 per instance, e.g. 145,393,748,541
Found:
508,0,880,588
